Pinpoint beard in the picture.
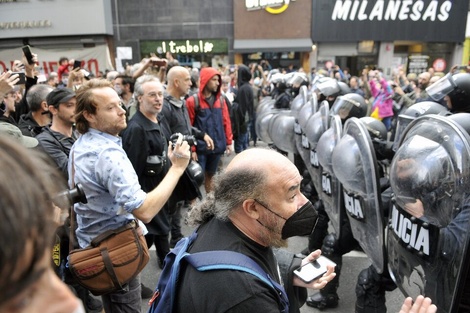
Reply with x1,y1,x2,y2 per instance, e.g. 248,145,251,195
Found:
258,213,288,248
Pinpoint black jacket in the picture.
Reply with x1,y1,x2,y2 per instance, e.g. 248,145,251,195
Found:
36,126,77,179
18,111,44,137
161,94,205,141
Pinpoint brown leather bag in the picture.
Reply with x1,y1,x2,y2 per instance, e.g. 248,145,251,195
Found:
68,220,150,296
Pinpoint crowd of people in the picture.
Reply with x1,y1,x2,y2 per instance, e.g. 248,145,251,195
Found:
0,47,449,313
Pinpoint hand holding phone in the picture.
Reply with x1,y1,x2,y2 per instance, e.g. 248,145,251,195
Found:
293,256,336,284
22,45,34,65
73,60,82,70
11,72,26,85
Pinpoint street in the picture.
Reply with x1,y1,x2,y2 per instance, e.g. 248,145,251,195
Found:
138,147,407,313
140,215,405,313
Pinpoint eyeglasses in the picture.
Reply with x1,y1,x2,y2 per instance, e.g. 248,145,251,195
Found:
146,92,163,98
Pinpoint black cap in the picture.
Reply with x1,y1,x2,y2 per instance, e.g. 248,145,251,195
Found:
46,88,75,108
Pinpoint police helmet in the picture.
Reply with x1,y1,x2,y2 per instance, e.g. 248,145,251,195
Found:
390,133,455,227
331,93,368,122
360,116,387,141
427,72,470,113
287,72,309,88
267,69,281,82
393,101,448,151
360,117,391,160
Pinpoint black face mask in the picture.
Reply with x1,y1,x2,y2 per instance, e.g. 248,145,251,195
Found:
255,199,318,239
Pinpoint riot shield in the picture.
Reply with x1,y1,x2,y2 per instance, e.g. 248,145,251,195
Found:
332,117,386,273
292,90,310,174
255,98,275,144
388,114,470,313
269,110,297,154
316,115,344,237
302,101,330,206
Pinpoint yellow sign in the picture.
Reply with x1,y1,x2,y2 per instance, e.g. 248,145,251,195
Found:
245,0,295,14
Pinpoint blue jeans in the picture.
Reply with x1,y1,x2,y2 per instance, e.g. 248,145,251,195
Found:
234,132,249,154
382,116,392,131
197,153,223,175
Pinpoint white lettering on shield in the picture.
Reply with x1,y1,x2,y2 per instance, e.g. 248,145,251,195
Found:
391,205,430,256
344,191,364,219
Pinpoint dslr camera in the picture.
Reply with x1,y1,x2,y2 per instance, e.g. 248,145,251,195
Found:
170,133,196,148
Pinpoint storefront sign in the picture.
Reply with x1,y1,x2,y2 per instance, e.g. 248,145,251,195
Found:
141,39,228,56
331,0,452,22
1,0,112,39
245,0,295,14
408,55,429,74
0,44,114,74
312,0,468,42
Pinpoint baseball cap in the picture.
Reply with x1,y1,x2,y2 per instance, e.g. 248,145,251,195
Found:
46,88,76,108
0,122,38,148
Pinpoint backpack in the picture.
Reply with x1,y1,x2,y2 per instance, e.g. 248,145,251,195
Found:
147,230,290,313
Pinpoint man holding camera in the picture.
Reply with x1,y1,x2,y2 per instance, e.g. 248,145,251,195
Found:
121,75,173,290
161,66,214,246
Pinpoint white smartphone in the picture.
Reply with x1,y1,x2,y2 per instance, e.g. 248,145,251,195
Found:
293,255,336,283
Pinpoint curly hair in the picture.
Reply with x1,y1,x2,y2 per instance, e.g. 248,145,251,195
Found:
186,167,266,226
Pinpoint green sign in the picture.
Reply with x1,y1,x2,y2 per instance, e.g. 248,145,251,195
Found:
141,39,228,56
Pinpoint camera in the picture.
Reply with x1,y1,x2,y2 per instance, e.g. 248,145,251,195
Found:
54,183,88,209
170,133,196,148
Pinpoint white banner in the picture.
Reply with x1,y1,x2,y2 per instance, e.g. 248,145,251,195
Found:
0,44,114,76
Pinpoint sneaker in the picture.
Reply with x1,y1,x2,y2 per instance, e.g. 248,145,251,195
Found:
141,283,154,299
306,292,339,310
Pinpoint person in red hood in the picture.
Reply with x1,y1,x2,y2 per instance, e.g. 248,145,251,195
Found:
186,67,233,193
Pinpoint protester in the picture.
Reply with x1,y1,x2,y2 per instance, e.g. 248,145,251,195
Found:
174,148,336,312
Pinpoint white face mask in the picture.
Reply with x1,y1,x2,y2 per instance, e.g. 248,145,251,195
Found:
62,78,69,85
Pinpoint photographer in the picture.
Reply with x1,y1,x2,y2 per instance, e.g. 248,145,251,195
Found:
121,75,175,297
162,66,213,246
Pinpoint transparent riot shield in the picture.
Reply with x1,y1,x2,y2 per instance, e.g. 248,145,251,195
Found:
316,115,344,237
295,95,318,175
269,110,296,154
303,101,329,202
332,117,385,273
255,98,276,144
388,114,470,313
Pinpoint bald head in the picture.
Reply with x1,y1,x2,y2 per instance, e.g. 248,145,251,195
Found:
167,66,191,98
226,148,297,185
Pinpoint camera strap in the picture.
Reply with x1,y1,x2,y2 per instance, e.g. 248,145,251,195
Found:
69,151,78,252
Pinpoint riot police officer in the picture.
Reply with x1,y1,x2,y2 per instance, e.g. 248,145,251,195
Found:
305,93,368,309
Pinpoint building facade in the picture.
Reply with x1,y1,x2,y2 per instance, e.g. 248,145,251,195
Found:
0,0,469,77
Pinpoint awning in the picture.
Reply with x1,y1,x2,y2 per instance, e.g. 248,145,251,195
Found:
233,38,313,53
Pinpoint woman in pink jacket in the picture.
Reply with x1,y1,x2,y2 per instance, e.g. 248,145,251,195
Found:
369,70,394,130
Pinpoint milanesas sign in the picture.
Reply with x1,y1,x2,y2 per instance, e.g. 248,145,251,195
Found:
312,0,468,42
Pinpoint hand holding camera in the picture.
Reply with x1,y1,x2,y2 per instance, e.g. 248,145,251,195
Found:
168,133,191,171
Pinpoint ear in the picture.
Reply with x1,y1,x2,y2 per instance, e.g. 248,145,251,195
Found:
48,105,58,115
41,100,49,111
242,199,260,220
83,110,96,125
